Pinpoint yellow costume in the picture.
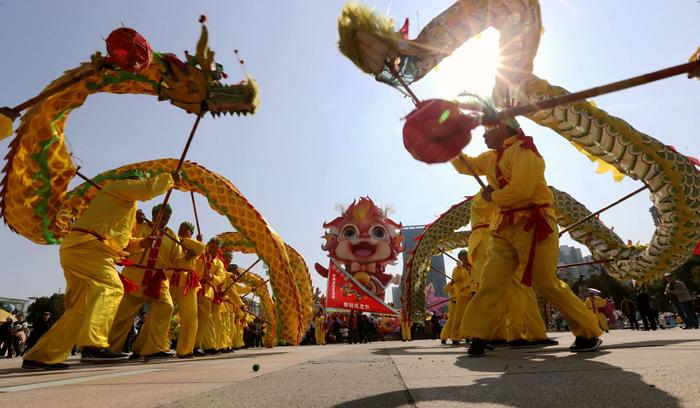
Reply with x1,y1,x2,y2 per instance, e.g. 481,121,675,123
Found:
314,315,326,345
220,278,244,350
453,136,602,341
109,218,182,356
168,237,205,356
25,174,173,365
458,193,547,343
448,262,474,340
194,255,226,351
585,295,609,332
439,277,459,342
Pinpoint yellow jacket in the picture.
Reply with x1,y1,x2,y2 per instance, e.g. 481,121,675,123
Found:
169,237,206,289
61,173,173,254
451,136,556,228
451,265,474,296
585,296,607,314
127,226,182,269
196,256,226,299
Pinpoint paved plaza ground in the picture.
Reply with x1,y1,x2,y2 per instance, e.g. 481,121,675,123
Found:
0,329,698,407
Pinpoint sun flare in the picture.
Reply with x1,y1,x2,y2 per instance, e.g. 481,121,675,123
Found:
429,27,502,99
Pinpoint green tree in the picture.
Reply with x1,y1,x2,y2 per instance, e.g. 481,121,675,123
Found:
26,293,65,323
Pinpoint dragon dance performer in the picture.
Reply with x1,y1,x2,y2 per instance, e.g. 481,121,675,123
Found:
457,192,555,347
314,311,327,345
167,222,205,358
441,250,474,345
585,290,610,332
194,238,227,354
108,203,182,360
23,172,174,370
439,276,456,344
453,116,602,356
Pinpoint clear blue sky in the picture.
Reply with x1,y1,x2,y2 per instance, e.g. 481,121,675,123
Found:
1,0,698,301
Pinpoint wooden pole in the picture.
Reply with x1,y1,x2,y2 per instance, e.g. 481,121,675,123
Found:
430,265,452,281
493,60,700,119
190,192,202,240
1,68,97,121
557,259,619,269
426,296,455,309
221,258,262,296
559,185,647,237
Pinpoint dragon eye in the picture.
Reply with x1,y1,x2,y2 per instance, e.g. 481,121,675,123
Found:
342,226,358,239
371,226,387,239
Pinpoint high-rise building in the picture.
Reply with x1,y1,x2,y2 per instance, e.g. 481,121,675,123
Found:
557,245,589,281
401,225,448,301
391,286,403,308
649,206,660,227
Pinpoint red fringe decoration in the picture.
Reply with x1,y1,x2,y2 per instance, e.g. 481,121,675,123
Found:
119,274,139,295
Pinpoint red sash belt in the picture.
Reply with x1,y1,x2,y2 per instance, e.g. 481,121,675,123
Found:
73,228,139,294
141,234,165,299
472,223,488,231
500,204,553,287
170,268,200,296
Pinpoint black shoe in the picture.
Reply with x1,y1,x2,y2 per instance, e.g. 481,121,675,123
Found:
488,339,508,347
22,359,70,370
178,354,194,359
204,349,220,355
144,351,175,360
440,339,447,345
467,338,487,357
81,347,129,363
569,337,602,352
451,340,461,345
128,353,142,361
193,348,206,357
536,338,559,347
507,339,539,349
220,348,231,354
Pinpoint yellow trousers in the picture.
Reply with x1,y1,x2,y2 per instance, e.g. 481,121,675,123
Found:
463,219,602,339
169,285,198,356
204,303,223,350
440,299,456,340
108,267,173,355
595,312,609,332
451,293,473,340
195,296,212,349
234,322,245,348
401,321,411,341
505,284,547,342
315,326,326,345
25,241,123,364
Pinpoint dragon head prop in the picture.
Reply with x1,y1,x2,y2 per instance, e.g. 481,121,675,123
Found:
321,197,404,267
98,19,259,117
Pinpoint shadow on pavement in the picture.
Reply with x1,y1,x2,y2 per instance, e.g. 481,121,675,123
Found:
335,339,695,408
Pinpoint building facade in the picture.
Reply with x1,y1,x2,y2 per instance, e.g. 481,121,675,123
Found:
395,225,448,309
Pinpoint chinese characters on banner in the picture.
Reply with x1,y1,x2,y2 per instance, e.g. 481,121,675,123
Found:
325,260,398,315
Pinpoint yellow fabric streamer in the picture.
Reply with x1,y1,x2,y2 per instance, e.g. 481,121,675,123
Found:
569,141,626,182
0,113,13,140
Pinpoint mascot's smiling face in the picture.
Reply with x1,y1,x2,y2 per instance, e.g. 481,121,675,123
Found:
321,197,403,265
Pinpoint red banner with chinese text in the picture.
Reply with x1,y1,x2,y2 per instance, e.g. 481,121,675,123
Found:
325,260,399,316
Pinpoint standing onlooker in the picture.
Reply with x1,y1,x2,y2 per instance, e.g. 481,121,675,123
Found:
1,317,13,357
12,314,29,357
664,273,699,329
636,284,657,331
649,296,663,329
24,312,53,354
621,296,639,330
430,312,441,340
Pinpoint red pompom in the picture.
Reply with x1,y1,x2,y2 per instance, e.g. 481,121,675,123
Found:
199,15,207,24
105,27,153,73
402,99,478,164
